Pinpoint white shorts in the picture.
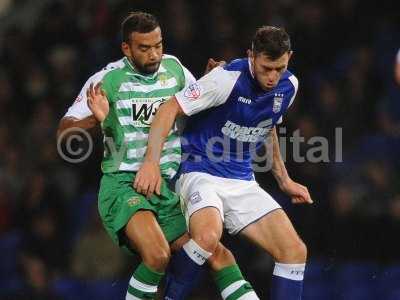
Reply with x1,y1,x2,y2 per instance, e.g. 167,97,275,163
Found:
176,172,281,235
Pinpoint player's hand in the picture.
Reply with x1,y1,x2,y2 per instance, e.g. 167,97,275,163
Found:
280,178,313,204
87,82,109,122
134,161,162,198
204,58,226,75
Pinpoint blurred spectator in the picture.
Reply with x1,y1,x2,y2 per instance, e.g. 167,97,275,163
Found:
71,204,128,280
20,253,63,300
17,171,68,274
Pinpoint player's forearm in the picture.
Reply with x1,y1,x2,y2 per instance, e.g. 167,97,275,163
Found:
145,97,181,163
270,127,291,188
56,116,98,141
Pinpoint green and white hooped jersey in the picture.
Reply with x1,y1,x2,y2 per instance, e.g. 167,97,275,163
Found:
64,54,195,178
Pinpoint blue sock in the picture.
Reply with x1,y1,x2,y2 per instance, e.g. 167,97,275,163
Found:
270,263,305,300
164,239,212,300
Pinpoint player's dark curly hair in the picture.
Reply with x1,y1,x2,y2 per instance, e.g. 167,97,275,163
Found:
252,26,291,60
121,11,160,42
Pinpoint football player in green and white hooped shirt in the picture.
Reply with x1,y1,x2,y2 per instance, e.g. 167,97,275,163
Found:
57,12,258,300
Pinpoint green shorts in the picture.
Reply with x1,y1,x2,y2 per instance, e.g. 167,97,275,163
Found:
98,172,186,254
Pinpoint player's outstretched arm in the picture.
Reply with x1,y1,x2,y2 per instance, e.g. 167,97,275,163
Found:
134,96,185,198
270,127,313,204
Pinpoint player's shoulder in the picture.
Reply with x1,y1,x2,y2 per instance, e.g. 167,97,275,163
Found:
214,58,249,90
161,53,187,75
281,70,299,92
162,53,182,63
103,58,125,70
220,58,248,82
86,58,125,84
162,54,185,68
101,58,130,83
223,58,248,72
201,58,244,82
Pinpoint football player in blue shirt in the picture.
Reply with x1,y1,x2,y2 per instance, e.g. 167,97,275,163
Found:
136,26,313,300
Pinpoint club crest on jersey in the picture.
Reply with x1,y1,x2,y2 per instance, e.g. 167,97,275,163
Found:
159,74,168,86
184,83,201,100
273,93,284,113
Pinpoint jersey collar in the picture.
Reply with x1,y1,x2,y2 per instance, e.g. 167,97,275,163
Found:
247,58,265,93
248,58,255,79
123,57,166,80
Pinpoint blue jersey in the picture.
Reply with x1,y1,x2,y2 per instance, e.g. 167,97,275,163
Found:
175,58,298,180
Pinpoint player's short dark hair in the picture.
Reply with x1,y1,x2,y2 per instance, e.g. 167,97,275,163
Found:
121,11,160,42
252,26,291,60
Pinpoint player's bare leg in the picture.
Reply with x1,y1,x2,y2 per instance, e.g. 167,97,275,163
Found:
163,207,218,299
170,231,237,269
124,210,171,299
189,207,223,253
170,231,237,270
172,207,259,300
207,242,237,271
167,229,245,299
240,208,307,300
170,233,190,253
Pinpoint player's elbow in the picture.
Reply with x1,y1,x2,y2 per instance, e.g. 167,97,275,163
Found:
56,117,73,142
56,119,66,142
158,96,182,119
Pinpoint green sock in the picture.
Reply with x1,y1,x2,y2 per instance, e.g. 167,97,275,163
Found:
213,264,258,300
126,263,164,299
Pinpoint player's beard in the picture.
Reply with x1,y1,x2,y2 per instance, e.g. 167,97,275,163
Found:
142,61,161,74
131,58,161,75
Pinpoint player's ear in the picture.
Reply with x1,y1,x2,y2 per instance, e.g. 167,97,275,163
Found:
121,42,130,57
287,50,293,60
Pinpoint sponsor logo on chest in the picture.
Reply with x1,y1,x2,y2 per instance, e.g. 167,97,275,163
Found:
132,98,166,126
221,119,273,142
115,97,167,127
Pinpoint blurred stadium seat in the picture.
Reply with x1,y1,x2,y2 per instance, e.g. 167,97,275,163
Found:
334,262,379,300
0,231,24,296
303,259,334,300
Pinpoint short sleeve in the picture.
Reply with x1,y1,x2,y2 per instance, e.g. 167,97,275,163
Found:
277,74,299,124
182,65,196,89
64,70,107,119
175,67,240,116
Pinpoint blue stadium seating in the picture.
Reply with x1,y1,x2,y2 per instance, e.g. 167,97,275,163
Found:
303,259,335,300
52,278,129,300
0,231,24,296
